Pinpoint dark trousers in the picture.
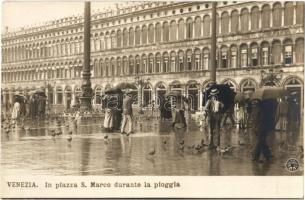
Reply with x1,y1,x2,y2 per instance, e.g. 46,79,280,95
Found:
208,114,221,147
253,130,271,160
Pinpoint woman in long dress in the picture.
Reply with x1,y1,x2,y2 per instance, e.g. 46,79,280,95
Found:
103,95,114,132
11,99,21,121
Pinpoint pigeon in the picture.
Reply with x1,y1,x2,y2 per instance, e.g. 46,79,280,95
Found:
68,131,73,135
148,147,156,156
67,136,72,142
162,140,167,145
104,135,108,140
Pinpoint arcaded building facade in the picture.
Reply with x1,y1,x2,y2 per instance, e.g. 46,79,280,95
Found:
1,1,304,112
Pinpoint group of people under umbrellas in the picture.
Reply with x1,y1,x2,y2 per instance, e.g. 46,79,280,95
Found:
10,90,47,123
101,82,298,162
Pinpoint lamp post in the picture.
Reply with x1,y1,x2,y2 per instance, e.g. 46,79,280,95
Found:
79,1,93,112
135,76,150,114
210,2,217,85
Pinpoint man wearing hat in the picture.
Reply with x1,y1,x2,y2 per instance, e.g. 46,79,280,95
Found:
121,90,133,134
203,88,224,148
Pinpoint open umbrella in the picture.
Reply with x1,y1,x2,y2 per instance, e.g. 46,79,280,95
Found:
105,88,123,95
250,87,287,100
31,89,47,97
115,83,137,90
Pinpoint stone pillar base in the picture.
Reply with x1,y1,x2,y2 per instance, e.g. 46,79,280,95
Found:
79,96,92,112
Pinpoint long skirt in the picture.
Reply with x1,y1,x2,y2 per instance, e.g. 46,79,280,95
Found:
103,109,114,129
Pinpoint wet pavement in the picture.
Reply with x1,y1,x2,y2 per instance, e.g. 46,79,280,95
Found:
1,114,303,176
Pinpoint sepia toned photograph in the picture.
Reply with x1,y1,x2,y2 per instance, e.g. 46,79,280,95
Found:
1,0,304,179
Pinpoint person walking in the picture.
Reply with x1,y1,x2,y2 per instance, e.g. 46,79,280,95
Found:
159,94,172,122
203,88,224,148
121,92,133,134
11,98,21,123
103,95,114,132
250,99,278,162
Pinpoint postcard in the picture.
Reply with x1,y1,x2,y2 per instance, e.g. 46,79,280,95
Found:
1,1,304,198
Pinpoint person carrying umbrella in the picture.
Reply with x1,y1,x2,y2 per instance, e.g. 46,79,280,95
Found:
120,90,133,134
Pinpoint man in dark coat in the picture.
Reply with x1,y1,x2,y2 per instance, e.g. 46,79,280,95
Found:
251,99,278,161
203,88,224,148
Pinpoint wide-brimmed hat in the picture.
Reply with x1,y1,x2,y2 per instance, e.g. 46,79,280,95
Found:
209,88,219,96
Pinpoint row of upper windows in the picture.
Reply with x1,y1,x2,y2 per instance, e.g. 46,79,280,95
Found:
3,38,304,82
3,1,304,46
2,4,304,64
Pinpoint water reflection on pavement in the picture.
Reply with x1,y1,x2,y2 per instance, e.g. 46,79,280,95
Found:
1,116,303,176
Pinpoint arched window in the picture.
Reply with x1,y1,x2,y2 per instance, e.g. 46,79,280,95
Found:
186,18,193,39
231,10,239,33
283,39,293,64
95,87,102,104
155,23,161,42
93,60,98,77
123,29,128,47
261,42,270,66
250,43,258,67
111,32,116,48
141,55,147,74
186,50,192,71
163,22,169,42
221,12,229,34
262,4,271,28
142,26,147,44
162,52,169,73
230,46,237,68
251,7,260,30
178,19,185,40
123,57,128,75
273,3,282,27
170,21,177,41
135,56,140,74
240,79,257,92
296,2,304,25
220,46,228,68
295,38,304,63
170,51,176,72
194,49,201,70
56,86,63,105
105,58,110,77
135,27,141,45
105,32,111,49
178,51,184,71
240,44,248,67
241,8,249,32
117,30,122,48
284,2,294,26
203,48,210,70
129,56,134,75
148,54,154,73
109,58,114,76
148,24,154,43
99,59,103,77
155,53,161,73
117,58,122,76
271,40,281,64
194,16,202,38
129,28,134,46
203,15,211,37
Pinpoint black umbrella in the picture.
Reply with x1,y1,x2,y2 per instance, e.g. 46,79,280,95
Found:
115,83,137,90
250,87,287,100
105,88,123,95
31,89,47,97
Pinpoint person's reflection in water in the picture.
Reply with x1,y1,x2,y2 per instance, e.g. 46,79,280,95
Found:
252,162,271,175
104,138,124,175
207,150,220,175
80,138,91,175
